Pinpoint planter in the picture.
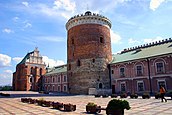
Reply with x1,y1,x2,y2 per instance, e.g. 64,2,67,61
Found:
102,94,109,98
52,102,64,110
86,105,101,114
142,94,150,99
30,99,36,104
106,109,124,115
130,94,138,99
21,98,29,103
64,104,76,111
155,93,161,99
43,101,52,107
120,93,127,98
106,99,130,115
95,95,101,98
111,94,118,98
37,100,44,106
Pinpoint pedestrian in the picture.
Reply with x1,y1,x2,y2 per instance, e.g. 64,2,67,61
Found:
160,86,167,102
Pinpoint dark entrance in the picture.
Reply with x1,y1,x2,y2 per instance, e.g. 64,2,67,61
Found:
112,85,116,94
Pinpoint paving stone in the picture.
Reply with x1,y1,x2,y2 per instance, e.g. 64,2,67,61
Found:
0,91,172,115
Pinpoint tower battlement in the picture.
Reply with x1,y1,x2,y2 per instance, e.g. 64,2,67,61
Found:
66,11,111,30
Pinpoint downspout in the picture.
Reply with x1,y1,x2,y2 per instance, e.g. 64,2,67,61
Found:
147,58,153,94
108,64,112,88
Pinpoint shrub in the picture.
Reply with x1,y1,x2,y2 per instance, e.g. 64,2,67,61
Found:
107,99,131,110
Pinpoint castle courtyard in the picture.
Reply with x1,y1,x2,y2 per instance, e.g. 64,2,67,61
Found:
0,91,172,115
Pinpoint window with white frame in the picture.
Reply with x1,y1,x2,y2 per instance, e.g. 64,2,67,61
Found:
58,77,60,82
137,81,144,91
157,80,166,90
120,83,126,92
120,67,125,77
52,77,55,82
52,85,55,91
63,76,67,82
63,85,67,92
136,65,143,76
156,62,164,74
58,85,60,91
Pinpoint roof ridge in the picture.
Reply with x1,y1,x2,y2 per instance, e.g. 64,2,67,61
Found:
121,38,172,54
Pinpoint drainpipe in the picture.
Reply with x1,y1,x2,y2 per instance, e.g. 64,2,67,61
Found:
147,58,153,94
108,64,112,88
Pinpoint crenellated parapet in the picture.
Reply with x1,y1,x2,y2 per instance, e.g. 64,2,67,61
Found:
66,11,111,30
121,38,172,54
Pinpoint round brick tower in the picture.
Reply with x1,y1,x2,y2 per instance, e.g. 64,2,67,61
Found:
66,11,112,94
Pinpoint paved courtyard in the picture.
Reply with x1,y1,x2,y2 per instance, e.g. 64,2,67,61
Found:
0,91,172,115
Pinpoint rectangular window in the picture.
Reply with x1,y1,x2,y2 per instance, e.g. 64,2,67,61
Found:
58,77,60,82
58,86,61,91
121,83,126,92
158,80,166,90
156,62,164,73
120,68,125,77
63,76,67,82
63,85,67,91
137,82,144,91
136,65,142,76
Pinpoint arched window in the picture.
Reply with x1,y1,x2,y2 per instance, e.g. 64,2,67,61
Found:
77,59,81,66
99,83,103,89
100,36,104,43
92,59,95,63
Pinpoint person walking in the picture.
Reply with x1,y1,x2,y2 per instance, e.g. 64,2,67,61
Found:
160,86,167,102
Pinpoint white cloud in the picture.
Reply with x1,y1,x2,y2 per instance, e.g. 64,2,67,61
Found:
27,0,76,20
24,22,32,28
110,30,122,44
150,0,165,11
0,54,11,68
36,36,65,42
13,17,19,22
42,56,65,68
13,57,23,63
143,36,164,43
2,28,13,34
53,0,76,12
0,70,13,86
22,2,29,7
33,4,67,19
4,70,13,74
128,38,141,44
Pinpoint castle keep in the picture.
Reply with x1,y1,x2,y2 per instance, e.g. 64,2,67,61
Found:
66,11,112,94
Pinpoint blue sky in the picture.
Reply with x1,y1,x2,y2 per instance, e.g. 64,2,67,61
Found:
0,0,172,86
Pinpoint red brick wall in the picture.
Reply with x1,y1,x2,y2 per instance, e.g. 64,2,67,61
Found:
13,63,46,91
67,24,112,94
67,24,112,62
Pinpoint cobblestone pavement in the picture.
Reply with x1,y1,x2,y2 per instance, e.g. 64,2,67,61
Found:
0,91,172,115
